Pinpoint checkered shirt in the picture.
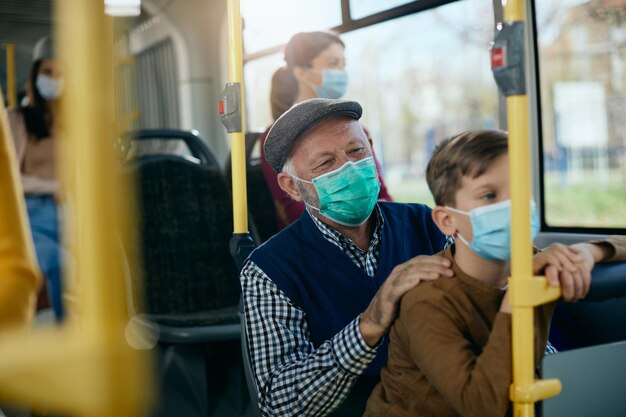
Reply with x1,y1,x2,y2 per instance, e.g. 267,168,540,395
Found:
240,208,385,417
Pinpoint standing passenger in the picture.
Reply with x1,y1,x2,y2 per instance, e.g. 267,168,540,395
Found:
259,31,393,230
6,36,64,320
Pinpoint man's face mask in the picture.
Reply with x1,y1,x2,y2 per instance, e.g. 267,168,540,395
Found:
292,156,380,227
446,199,540,261
314,69,348,99
36,74,64,101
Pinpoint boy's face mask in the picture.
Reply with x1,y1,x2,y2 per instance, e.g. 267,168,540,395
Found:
446,199,540,261
292,156,380,227
313,69,348,99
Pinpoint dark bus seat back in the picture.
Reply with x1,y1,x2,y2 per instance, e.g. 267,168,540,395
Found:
550,261,626,350
123,130,240,322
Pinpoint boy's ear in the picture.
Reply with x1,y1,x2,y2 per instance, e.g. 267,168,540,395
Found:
432,206,457,237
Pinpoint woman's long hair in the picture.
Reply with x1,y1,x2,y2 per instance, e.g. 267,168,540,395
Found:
21,58,53,141
270,31,344,120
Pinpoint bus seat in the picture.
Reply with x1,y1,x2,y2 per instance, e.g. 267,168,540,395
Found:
123,130,240,323
550,261,626,351
541,340,626,417
122,129,249,417
224,132,279,244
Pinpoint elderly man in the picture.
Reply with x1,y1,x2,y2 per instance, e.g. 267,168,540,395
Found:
241,99,452,417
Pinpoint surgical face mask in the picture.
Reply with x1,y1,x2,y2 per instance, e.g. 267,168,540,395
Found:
292,156,380,227
446,199,540,261
314,69,348,99
36,74,64,101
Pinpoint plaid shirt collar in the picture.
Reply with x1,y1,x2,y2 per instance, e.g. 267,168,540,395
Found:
307,205,384,254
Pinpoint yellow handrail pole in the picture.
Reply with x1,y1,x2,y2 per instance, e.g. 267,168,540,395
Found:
56,0,150,413
0,1,150,415
5,44,17,109
57,0,124,335
0,89,42,328
226,0,248,233
506,4,533,416
505,1,561,416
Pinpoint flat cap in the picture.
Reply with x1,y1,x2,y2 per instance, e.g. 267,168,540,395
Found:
264,98,362,172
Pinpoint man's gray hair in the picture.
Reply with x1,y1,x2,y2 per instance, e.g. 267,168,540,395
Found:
282,158,295,176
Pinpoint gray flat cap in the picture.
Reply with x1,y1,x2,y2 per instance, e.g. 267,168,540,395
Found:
264,98,362,172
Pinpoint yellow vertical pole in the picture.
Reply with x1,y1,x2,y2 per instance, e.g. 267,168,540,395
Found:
505,0,561,416
5,44,17,109
506,4,533,417
0,0,150,415
55,5,150,415
0,88,41,327
56,0,128,337
226,0,248,233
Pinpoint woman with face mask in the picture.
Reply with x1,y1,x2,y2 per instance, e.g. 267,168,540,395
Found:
7,36,64,321
258,31,393,231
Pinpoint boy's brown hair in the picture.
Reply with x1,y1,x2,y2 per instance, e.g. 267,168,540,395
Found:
426,129,508,207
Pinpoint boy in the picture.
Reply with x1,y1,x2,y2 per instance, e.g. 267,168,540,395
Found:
363,130,625,417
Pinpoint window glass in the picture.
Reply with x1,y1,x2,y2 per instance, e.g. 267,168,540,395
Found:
536,0,626,228
243,0,498,206
241,0,342,54
343,0,498,205
244,52,283,132
349,0,415,20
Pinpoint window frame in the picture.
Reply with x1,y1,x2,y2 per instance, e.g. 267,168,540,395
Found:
529,0,626,235
243,0,459,62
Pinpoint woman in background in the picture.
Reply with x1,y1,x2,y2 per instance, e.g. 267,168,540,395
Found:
259,31,393,230
7,36,64,320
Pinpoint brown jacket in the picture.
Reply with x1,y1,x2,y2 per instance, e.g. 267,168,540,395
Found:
364,237,626,417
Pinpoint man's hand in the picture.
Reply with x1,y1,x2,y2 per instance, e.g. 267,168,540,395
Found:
359,255,453,346
533,243,605,302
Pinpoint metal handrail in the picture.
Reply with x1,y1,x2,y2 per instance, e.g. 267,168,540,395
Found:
504,1,562,415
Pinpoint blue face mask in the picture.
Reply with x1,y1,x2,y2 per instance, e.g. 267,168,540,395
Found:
292,156,380,227
314,69,348,99
447,199,540,261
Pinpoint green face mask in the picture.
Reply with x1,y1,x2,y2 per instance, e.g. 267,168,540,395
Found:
293,156,381,226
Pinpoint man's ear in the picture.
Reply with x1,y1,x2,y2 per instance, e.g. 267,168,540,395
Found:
277,172,303,202
432,206,457,237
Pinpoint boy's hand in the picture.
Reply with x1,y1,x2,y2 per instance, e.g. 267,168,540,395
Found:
533,243,589,301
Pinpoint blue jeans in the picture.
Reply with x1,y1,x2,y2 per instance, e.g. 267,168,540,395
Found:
25,195,64,320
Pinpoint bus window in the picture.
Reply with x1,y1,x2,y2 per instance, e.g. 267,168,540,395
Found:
244,52,283,131
349,0,416,20
243,0,498,206
241,0,342,55
535,0,626,229
342,0,498,205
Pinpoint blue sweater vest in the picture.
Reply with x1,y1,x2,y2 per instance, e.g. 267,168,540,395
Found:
250,202,446,381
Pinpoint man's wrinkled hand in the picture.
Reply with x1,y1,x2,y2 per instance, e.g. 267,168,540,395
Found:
359,255,454,346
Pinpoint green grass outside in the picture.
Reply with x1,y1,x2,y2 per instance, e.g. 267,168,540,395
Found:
543,172,626,228
387,173,626,229
387,178,434,207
